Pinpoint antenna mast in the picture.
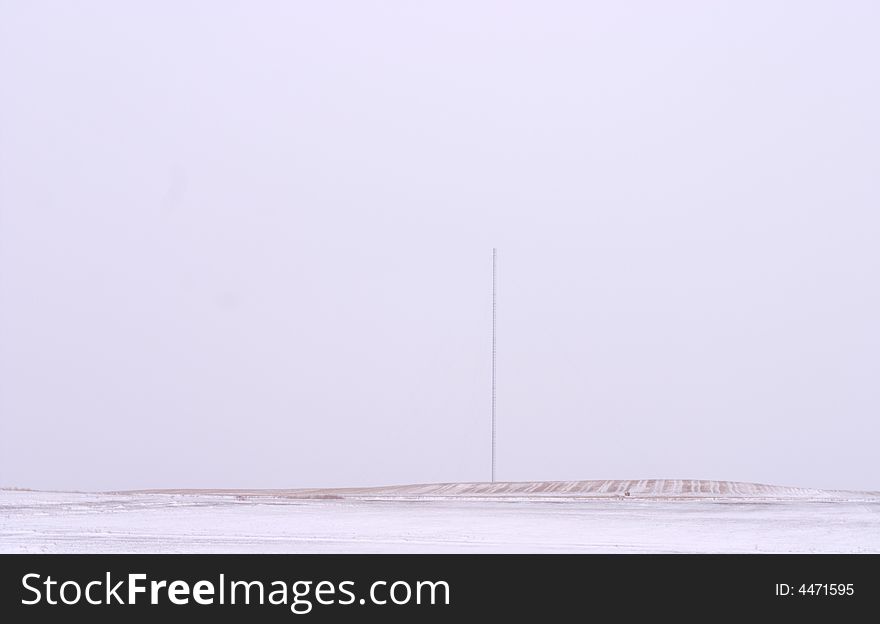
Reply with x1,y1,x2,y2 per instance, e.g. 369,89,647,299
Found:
491,248,497,483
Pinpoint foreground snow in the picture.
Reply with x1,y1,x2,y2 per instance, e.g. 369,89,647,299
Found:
2,480,878,553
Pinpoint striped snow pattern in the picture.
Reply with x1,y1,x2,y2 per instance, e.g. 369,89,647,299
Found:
128,480,876,500
297,479,845,499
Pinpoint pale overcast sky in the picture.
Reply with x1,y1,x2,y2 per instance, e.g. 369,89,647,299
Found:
1,1,878,491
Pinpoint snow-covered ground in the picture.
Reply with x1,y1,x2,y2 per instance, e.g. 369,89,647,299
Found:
2,480,878,553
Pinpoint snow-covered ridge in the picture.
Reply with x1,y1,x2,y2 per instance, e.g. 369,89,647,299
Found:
124,479,879,501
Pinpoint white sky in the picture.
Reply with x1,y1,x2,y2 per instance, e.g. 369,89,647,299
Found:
1,1,878,490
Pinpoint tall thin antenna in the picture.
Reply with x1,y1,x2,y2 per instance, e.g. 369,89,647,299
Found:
491,248,497,483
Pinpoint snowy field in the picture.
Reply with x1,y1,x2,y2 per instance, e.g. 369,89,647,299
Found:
2,480,878,553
